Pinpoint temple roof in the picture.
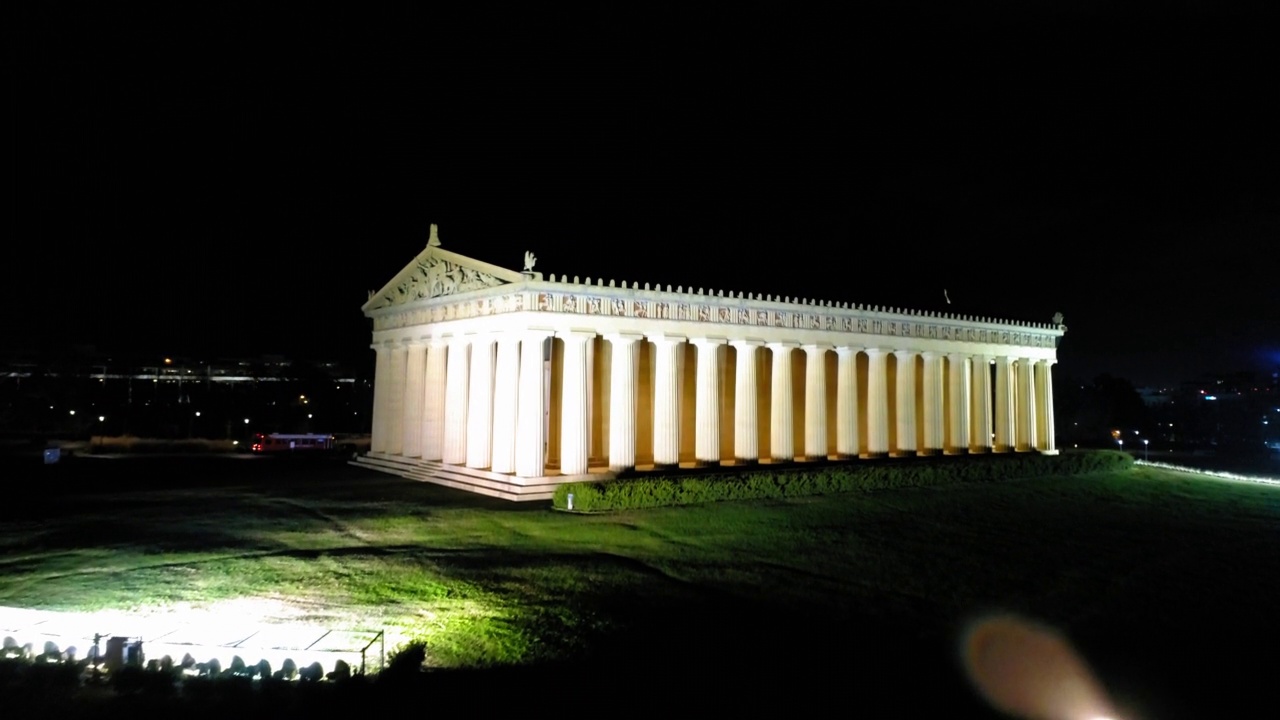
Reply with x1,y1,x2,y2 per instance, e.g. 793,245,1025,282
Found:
362,225,526,314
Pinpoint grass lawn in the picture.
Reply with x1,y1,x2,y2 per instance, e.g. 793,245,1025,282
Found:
2,453,1278,718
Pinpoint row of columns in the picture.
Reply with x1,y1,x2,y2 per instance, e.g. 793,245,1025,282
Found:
370,333,1058,478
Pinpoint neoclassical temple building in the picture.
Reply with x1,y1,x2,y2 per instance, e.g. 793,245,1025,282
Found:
354,226,1066,500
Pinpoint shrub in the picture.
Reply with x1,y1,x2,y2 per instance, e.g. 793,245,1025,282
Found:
552,449,1132,512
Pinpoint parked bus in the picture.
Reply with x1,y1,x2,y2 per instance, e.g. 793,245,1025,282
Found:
250,433,336,453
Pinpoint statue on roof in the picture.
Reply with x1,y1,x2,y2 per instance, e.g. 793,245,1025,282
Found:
428,223,442,247
1052,311,1064,326
523,251,537,272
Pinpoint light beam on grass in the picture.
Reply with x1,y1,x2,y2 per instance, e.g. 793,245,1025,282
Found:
0,598,401,679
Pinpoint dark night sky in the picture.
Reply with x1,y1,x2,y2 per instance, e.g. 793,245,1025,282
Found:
9,3,1280,387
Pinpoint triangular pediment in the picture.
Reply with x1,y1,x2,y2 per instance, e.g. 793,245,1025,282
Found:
362,242,526,314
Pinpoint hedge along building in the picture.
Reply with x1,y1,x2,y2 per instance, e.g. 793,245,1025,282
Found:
355,225,1067,501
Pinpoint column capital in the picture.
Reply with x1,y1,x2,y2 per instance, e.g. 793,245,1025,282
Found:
691,336,728,348
892,348,917,357
801,343,832,353
864,346,888,356
557,329,597,343
920,350,942,359
835,345,862,357
766,341,799,350
729,338,765,349
519,328,554,342
603,332,645,345
649,333,686,346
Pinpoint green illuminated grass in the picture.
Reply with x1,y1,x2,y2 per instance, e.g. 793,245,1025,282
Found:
2,455,1279,715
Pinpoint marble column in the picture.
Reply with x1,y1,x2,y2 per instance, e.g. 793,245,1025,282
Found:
385,343,408,456
651,334,685,469
1016,357,1038,453
768,342,797,462
421,338,448,461
401,341,427,458
442,337,470,465
730,340,762,464
515,332,551,478
994,356,1015,453
1036,359,1057,454
490,336,521,473
585,338,595,462
606,333,642,472
803,344,830,461
946,353,971,455
865,348,889,457
370,343,390,454
559,331,594,475
692,338,726,466
970,355,993,453
835,347,860,459
921,351,944,455
465,334,496,469
892,350,917,457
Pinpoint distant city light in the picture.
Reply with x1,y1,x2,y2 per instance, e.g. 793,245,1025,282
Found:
195,411,201,417
244,418,250,424
1205,395,1218,401
98,416,104,422
69,410,75,416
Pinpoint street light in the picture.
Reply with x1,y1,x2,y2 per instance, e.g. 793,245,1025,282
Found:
1143,438,1149,461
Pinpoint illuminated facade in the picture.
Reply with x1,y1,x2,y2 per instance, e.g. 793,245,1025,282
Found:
356,226,1066,500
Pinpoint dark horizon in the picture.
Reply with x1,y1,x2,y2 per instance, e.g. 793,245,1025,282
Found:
11,4,1280,388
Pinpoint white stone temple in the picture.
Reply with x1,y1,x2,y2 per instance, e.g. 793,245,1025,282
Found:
353,225,1066,500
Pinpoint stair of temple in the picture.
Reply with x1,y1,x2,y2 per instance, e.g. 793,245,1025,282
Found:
349,453,615,502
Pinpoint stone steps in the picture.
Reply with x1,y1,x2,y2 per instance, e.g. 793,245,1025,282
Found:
349,453,614,502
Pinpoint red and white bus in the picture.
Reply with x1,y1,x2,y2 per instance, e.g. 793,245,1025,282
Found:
251,433,336,453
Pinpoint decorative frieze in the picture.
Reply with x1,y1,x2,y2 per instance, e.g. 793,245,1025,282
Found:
374,286,1062,349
